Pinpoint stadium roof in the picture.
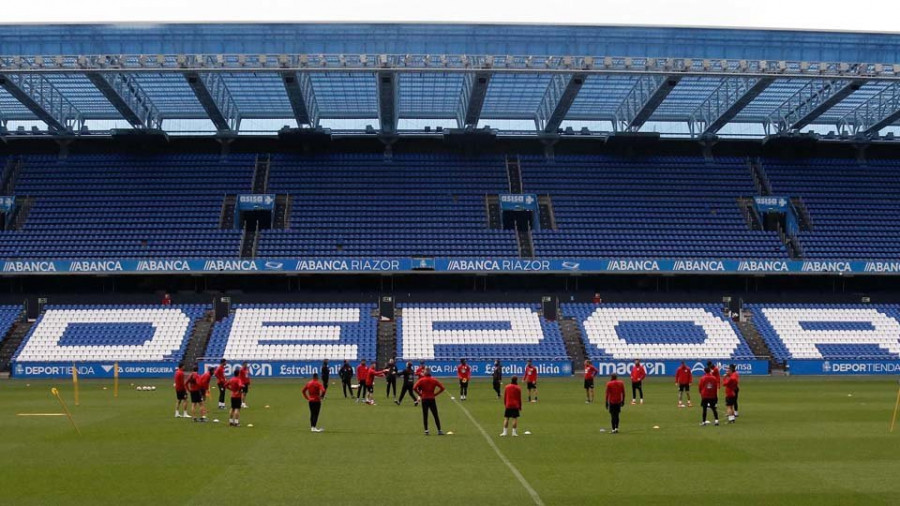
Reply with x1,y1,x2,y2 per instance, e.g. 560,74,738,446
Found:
2,23,900,139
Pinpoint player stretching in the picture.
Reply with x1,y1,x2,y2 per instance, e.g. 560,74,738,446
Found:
226,369,244,427
605,373,626,434
302,372,326,432
239,361,251,408
197,366,213,422
524,359,538,403
698,367,720,426
396,361,419,406
364,362,385,405
214,359,227,409
500,376,522,437
675,361,693,408
457,358,471,400
186,365,205,421
630,359,646,405
491,360,503,399
413,368,445,435
355,359,368,403
583,360,599,403
723,365,739,423
708,360,721,386
173,362,188,418
339,360,354,398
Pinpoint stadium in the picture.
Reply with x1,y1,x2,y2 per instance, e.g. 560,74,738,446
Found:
1,13,900,505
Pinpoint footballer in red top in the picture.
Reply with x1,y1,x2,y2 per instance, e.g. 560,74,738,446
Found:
674,361,693,408
225,370,244,427
355,359,368,402
605,374,626,434
698,367,720,426
214,358,228,409
524,359,539,403
186,365,203,421
414,362,426,379
364,363,385,405
707,361,721,387
239,361,251,408
630,359,647,405
501,376,523,437
723,364,740,423
583,360,600,403
413,369,446,435
173,363,188,418
302,373,326,432
457,358,471,400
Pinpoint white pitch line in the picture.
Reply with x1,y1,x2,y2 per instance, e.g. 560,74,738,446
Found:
452,399,545,506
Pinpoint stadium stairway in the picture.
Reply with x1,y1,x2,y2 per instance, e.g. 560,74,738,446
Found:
252,154,271,193
219,195,237,229
273,194,291,229
375,308,397,366
8,197,34,231
517,226,535,258
537,195,558,230
506,155,523,193
0,319,33,374
749,157,773,195
790,197,814,230
1,157,22,194
559,316,587,370
737,197,763,230
180,310,215,368
240,227,258,258
485,194,501,229
737,318,778,369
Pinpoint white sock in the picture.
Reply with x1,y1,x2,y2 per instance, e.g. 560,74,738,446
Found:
512,429,518,436
501,429,507,435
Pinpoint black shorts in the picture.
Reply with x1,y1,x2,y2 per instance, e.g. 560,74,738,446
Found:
504,408,520,418
725,396,737,407
584,378,595,389
678,384,690,392
366,384,374,393
633,381,643,388
701,398,718,408
190,390,202,403
176,390,187,401
241,384,250,394
526,382,536,390
231,397,242,410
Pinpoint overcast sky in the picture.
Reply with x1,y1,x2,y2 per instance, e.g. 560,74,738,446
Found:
0,0,894,33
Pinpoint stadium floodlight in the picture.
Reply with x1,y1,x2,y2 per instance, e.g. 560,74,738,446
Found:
279,54,289,67
34,56,43,67
738,60,748,72
603,56,612,69
857,63,868,75
358,54,368,66
624,57,632,69
485,55,494,68
777,61,787,73
874,63,883,74
758,60,768,72
176,55,187,67
319,55,327,67
423,54,431,66
645,58,656,70
682,59,693,71
799,61,810,72
582,56,594,70
702,59,710,71
839,62,850,73
257,54,267,66
460,54,469,67
216,54,225,66
338,54,347,66
237,54,247,66
545,56,556,68
76,56,88,68
156,54,165,66
440,55,449,67
298,54,308,67
55,55,65,67
526,56,534,68
720,59,728,71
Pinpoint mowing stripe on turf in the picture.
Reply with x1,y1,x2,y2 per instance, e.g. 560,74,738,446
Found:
17,413,66,416
452,399,545,506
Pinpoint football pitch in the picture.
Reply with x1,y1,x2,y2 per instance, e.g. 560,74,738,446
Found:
2,376,899,505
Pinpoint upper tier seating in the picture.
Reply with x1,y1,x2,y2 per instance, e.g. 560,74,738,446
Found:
748,304,900,361
0,154,253,258
563,303,754,360
521,155,786,258
257,153,518,257
13,305,208,362
397,303,566,360
205,304,377,361
764,158,900,259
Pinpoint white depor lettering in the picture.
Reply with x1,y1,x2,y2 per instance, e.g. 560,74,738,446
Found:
758,308,900,359
223,308,359,361
580,307,741,359
15,309,191,362
400,307,545,360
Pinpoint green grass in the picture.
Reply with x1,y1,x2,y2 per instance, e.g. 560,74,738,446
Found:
1,376,899,505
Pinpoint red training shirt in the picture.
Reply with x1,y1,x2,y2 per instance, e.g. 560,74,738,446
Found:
356,364,368,381
630,364,647,383
524,365,538,383
239,366,250,386
365,366,384,386
414,365,425,378
186,372,201,392
199,371,212,391
584,364,599,380
457,364,471,380
504,383,522,410
174,368,186,392
675,365,693,385
214,365,226,385
226,377,243,399
303,380,325,403
605,379,626,405
413,376,445,400
723,374,739,398
698,373,720,400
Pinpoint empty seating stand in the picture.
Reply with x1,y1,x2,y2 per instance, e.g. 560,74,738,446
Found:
764,158,900,259
0,154,254,258
205,303,377,361
256,153,518,257
397,303,566,360
13,304,208,363
520,155,786,258
748,304,900,362
563,303,754,360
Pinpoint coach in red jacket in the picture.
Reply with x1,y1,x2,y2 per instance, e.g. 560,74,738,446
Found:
605,374,626,434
